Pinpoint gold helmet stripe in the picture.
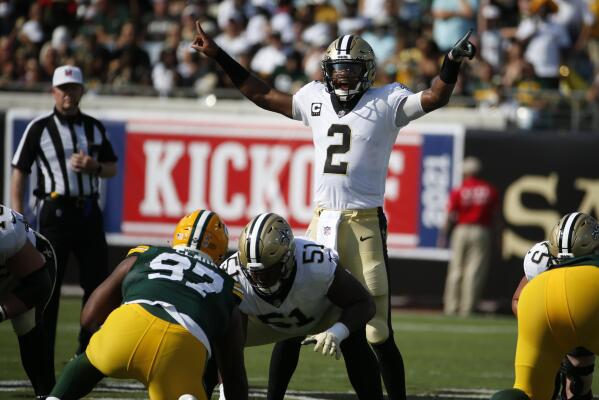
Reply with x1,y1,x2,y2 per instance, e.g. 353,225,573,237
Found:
559,212,582,256
189,210,213,249
247,213,272,264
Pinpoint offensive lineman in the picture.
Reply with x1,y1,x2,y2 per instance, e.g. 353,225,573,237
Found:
47,210,248,400
492,212,599,400
0,204,55,398
210,212,383,400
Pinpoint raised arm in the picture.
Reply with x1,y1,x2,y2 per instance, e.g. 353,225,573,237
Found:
191,21,293,118
420,30,476,112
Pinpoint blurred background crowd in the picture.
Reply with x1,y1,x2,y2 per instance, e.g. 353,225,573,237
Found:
2,0,599,129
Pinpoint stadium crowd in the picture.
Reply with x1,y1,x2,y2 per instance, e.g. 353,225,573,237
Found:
1,0,599,123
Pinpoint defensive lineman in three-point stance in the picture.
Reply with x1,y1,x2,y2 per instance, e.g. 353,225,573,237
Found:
191,19,476,399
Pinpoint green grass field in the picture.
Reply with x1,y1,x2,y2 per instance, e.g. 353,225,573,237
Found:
0,297,594,399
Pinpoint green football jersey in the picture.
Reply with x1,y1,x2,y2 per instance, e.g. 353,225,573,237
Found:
122,245,242,341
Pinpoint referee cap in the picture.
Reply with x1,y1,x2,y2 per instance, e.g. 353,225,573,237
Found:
52,65,83,87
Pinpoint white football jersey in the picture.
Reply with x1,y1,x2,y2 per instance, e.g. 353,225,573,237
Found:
523,241,555,281
292,81,425,209
221,237,338,336
0,205,31,265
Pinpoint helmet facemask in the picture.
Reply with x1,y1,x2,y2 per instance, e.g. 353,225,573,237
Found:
321,35,376,103
242,251,295,296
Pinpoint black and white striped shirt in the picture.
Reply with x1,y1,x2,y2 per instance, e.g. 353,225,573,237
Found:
11,108,118,198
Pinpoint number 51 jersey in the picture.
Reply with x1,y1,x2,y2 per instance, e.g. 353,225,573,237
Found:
221,237,339,336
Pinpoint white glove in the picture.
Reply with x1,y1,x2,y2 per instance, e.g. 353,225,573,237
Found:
301,322,349,360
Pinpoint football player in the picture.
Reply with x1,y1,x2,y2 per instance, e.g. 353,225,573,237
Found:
210,212,383,400
191,21,475,400
493,212,599,400
0,204,56,398
47,210,248,400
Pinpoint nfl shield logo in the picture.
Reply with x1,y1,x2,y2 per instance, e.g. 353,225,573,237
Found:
323,226,331,236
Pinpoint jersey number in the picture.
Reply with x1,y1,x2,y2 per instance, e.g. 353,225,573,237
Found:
148,252,224,297
324,124,350,175
257,307,315,328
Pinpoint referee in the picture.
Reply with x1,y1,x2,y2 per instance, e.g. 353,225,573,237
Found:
10,65,118,368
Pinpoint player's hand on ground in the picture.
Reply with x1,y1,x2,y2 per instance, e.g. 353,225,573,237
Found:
191,20,218,58
448,29,477,62
302,331,342,360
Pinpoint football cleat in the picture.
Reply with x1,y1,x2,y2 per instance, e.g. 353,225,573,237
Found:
321,35,376,102
172,209,229,264
548,212,599,259
238,213,296,296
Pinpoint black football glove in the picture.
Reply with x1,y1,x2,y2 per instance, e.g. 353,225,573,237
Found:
448,29,477,62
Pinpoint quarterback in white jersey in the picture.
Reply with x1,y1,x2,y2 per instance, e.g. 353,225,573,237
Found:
292,81,424,209
192,22,476,400
0,204,56,397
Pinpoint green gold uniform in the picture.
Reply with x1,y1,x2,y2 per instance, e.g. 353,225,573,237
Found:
515,255,599,400
86,246,242,400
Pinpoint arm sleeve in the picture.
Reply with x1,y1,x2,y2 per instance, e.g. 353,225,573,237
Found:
394,91,425,128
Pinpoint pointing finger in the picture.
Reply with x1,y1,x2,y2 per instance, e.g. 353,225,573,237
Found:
195,20,204,35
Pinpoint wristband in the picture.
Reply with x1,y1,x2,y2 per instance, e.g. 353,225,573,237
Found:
95,163,103,176
214,48,250,87
327,322,350,342
439,54,462,84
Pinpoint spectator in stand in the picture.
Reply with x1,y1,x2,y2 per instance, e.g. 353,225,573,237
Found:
271,49,308,92
152,46,181,96
215,14,251,62
143,0,177,43
515,0,570,89
250,30,287,79
362,16,398,65
438,156,500,316
107,22,151,87
478,4,505,72
576,0,599,74
431,0,477,52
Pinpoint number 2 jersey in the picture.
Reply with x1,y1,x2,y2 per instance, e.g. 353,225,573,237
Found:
221,237,338,336
292,81,425,210
123,246,243,356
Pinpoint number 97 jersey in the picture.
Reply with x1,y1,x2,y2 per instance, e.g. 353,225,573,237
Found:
221,237,339,336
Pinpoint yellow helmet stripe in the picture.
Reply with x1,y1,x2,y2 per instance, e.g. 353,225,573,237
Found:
189,210,213,249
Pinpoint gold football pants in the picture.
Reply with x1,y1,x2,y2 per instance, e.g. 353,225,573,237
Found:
515,266,599,400
86,303,209,400
307,207,390,344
